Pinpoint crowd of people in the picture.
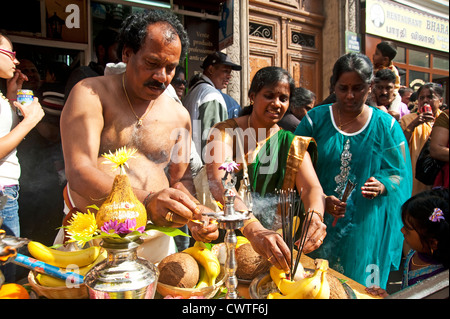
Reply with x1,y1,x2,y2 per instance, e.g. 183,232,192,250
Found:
1,8,448,295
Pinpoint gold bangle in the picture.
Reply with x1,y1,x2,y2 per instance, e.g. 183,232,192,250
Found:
240,217,259,233
308,209,324,223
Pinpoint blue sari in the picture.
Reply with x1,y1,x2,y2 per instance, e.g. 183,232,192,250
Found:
295,104,413,288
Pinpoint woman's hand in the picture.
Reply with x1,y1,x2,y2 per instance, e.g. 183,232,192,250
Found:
365,286,389,298
325,195,347,220
13,98,44,127
295,211,327,254
404,111,435,140
361,176,386,199
6,69,28,99
415,111,435,126
243,222,291,272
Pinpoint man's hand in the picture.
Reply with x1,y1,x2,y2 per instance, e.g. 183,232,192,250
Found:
145,188,199,228
188,215,219,243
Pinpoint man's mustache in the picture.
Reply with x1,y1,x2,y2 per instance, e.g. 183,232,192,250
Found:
144,80,166,90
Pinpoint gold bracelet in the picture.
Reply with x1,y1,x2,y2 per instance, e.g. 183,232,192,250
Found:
240,217,259,234
308,209,324,223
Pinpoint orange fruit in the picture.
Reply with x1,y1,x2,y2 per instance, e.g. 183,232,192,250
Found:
0,283,30,299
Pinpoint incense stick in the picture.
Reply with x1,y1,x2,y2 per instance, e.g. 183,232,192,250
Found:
277,188,303,279
332,179,357,227
292,209,313,277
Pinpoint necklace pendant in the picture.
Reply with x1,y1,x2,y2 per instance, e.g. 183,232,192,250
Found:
136,119,143,127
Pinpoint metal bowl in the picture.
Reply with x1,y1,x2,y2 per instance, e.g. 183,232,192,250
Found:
249,270,357,299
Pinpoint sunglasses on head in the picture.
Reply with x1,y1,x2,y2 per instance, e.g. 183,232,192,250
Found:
172,78,187,86
0,48,16,61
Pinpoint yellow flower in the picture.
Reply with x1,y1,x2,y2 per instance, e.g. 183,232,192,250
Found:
66,210,98,246
102,146,137,173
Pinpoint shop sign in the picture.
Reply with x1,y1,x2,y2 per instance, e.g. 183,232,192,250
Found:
366,0,449,52
185,16,219,81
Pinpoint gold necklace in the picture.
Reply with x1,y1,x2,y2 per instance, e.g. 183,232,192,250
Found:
411,253,431,267
337,105,365,130
122,73,154,127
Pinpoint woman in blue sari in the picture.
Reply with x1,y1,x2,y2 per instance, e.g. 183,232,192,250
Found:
295,53,412,289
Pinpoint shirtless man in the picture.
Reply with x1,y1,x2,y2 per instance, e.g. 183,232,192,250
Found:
60,10,218,261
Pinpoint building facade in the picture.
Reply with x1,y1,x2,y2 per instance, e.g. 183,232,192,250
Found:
0,0,448,105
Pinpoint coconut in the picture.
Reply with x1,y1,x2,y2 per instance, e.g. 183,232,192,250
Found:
96,148,147,230
235,243,271,280
327,273,349,299
157,252,200,288
96,174,147,229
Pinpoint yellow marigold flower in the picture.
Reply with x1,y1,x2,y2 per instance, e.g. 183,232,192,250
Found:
66,210,98,246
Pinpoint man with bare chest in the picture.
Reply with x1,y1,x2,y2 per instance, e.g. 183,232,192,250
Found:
59,10,217,262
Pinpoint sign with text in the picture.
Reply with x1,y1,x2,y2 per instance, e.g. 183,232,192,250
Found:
346,31,361,53
366,0,449,52
185,16,219,82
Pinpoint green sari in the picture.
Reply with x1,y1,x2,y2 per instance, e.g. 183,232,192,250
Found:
210,119,317,230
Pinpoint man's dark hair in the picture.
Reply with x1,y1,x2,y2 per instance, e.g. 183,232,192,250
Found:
291,87,316,110
399,87,414,97
374,68,396,84
117,9,189,61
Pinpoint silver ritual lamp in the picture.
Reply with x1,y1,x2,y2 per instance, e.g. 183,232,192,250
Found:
204,162,250,299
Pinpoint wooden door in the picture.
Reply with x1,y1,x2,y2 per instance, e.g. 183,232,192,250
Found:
249,0,324,99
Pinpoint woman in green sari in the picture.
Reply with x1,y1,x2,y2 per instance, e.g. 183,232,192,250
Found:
205,67,326,272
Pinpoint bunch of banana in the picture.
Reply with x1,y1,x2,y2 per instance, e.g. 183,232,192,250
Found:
268,259,330,299
183,244,221,287
36,250,107,287
28,241,102,268
27,241,106,287
195,265,210,289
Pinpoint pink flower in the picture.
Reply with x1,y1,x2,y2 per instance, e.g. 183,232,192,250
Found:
219,160,239,173
101,220,120,234
117,218,145,235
